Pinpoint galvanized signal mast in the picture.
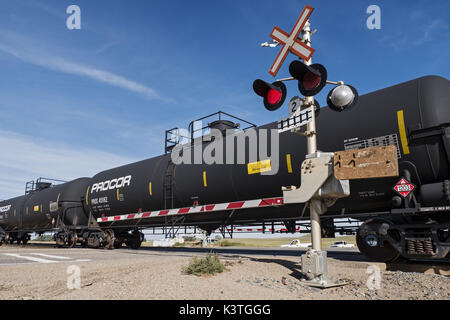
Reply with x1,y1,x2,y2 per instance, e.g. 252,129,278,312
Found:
254,5,361,287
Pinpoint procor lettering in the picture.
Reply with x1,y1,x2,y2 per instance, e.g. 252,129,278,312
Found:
0,205,11,213
91,175,132,193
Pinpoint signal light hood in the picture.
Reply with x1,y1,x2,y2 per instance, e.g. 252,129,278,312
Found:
289,61,327,97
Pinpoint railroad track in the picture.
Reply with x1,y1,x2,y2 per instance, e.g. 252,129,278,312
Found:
2,242,449,276
384,259,450,276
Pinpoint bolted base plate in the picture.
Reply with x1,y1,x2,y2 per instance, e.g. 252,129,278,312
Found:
300,249,348,289
300,276,348,289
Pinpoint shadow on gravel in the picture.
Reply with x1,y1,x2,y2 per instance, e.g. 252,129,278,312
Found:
137,246,367,262
248,257,305,280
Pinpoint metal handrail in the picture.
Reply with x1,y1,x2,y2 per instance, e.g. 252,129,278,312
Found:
187,111,256,142
164,111,257,154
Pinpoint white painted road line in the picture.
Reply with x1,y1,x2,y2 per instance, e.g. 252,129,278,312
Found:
3,253,59,264
30,253,72,260
0,262,36,267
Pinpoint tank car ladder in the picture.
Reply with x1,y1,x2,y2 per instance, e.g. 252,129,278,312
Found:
163,160,175,209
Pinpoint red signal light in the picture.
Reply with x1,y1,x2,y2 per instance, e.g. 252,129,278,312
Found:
267,88,282,105
289,61,327,96
303,72,321,90
253,80,287,111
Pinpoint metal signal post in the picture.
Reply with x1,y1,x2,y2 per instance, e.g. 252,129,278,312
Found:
294,19,338,287
300,20,323,254
254,5,361,288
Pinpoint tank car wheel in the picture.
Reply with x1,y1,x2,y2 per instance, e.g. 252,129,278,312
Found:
126,231,142,249
87,233,100,249
113,241,123,249
128,241,141,249
55,239,65,248
356,221,400,263
55,232,65,248
21,235,30,245
68,232,78,248
1,234,9,245
104,230,115,250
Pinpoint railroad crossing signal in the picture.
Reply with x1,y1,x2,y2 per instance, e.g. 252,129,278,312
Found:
268,5,315,77
253,4,362,289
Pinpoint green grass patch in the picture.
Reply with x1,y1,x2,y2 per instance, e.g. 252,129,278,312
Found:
173,242,187,247
34,235,54,242
182,253,224,276
213,235,356,248
218,240,245,247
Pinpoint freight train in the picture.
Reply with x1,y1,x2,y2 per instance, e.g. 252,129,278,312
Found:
0,75,449,262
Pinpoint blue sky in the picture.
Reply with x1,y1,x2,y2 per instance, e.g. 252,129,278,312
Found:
0,0,449,198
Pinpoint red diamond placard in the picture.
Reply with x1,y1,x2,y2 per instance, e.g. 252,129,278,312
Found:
393,178,416,198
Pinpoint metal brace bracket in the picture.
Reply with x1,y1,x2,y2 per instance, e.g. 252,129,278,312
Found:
283,152,349,206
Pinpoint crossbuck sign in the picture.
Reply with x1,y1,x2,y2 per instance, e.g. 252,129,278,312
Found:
269,5,315,77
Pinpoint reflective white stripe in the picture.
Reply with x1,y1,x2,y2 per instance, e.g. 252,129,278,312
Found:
291,41,313,59
30,253,71,260
213,203,229,211
271,28,288,44
4,253,58,264
97,197,284,223
242,199,261,208
188,207,203,214
291,7,311,38
270,45,289,75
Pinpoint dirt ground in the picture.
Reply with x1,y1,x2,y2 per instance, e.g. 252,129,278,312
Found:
0,248,448,300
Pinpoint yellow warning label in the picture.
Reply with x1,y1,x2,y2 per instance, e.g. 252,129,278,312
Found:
34,205,39,212
247,159,271,175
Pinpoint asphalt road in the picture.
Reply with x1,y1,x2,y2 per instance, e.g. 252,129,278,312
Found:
0,244,362,266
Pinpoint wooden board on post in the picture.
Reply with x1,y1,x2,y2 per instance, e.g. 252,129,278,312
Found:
334,145,399,180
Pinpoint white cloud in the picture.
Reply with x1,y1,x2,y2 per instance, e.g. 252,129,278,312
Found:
0,33,172,103
0,130,138,199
